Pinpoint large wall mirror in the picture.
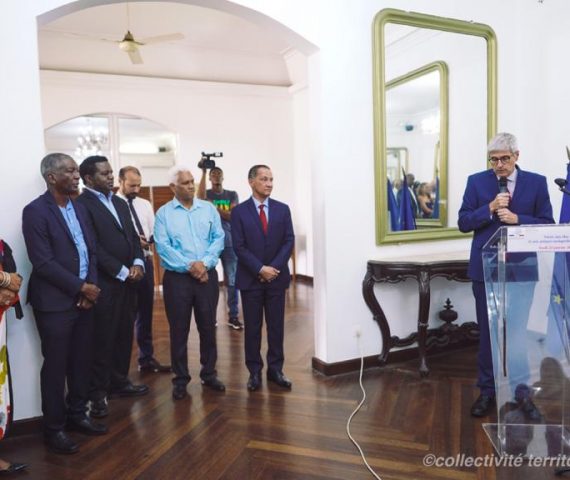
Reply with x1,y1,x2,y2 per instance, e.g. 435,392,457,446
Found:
373,9,497,244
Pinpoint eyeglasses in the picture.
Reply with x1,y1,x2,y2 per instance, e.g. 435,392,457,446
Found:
488,155,513,165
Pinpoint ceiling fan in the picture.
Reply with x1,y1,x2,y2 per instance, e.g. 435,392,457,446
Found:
63,3,184,65
115,30,184,65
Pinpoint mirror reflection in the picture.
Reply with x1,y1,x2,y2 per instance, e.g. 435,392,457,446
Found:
373,9,497,244
386,64,446,230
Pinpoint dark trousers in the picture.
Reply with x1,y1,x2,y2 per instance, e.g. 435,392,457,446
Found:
136,257,155,364
241,287,286,374
473,280,494,396
34,308,93,432
220,246,239,318
163,270,218,386
89,278,137,401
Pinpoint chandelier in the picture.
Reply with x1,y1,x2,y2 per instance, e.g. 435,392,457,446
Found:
75,125,108,159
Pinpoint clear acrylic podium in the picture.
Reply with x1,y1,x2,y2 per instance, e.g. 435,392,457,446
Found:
482,225,570,458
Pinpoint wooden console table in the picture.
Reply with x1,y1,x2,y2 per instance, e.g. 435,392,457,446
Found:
362,252,478,376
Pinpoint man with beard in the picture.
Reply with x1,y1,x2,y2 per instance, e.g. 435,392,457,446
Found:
77,156,148,419
117,166,170,373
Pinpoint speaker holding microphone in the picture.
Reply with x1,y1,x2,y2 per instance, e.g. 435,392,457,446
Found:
496,177,509,222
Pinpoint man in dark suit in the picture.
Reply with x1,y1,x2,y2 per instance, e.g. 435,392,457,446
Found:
77,156,148,419
458,132,554,418
22,153,107,455
231,165,295,391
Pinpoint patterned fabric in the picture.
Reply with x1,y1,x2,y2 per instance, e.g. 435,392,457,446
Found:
0,240,14,439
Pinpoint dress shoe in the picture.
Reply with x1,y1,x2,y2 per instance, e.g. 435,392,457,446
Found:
139,358,172,373
172,385,188,400
520,397,543,422
247,373,261,392
0,462,27,475
470,394,496,417
267,370,292,389
67,415,108,436
201,376,226,392
89,398,108,419
44,430,79,455
109,383,149,398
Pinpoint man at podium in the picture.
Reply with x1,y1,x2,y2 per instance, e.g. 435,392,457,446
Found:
458,132,554,418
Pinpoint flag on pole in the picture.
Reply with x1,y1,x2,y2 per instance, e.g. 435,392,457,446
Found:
399,169,416,231
387,179,400,231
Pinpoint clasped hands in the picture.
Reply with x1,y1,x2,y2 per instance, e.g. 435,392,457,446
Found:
259,265,279,283
0,273,22,307
189,261,209,283
490,193,518,225
77,282,101,310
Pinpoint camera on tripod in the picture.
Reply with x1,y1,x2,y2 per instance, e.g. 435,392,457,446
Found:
198,152,223,169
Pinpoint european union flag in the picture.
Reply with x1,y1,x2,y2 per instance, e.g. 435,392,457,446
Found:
546,161,570,358
387,179,400,232
399,171,416,231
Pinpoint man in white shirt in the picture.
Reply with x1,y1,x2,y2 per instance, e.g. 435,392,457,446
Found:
117,166,170,373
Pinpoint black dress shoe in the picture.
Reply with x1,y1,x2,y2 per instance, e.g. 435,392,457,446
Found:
89,398,108,419
247,373,261,392
139,358,172,373
67,415,108,436
201,376,226,392
471,394,496,417
44,430,79,455
267,370,292,389
520,397,543,422
172,385,188,400
109,383,149,398
0,462,27,475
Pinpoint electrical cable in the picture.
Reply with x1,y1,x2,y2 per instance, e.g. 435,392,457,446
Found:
346,332,382,480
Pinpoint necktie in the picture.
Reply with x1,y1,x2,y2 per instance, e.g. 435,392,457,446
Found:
259,204,268,235
128,198,146,239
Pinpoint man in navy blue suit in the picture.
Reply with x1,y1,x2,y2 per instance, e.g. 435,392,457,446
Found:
22,153,108,455
458,132,554,418
231,165,295,391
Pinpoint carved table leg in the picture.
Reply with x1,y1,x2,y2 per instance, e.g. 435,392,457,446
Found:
417,270,431,377
362,270,392,364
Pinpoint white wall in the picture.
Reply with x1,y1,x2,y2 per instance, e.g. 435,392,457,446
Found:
3,0,570,420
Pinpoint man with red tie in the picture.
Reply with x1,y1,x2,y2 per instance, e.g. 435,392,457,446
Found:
231,165,295,391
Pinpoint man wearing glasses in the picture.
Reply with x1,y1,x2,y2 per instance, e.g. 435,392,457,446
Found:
458,132,554,418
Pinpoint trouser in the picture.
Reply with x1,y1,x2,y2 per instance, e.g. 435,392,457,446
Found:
163,270,219,386
89,279,137,401
35,307,93,432
220,246,239,318
241,287,286,374
473,280,535,398
136,257,155,364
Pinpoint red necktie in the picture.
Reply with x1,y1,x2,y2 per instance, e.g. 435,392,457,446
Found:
259,204,268,235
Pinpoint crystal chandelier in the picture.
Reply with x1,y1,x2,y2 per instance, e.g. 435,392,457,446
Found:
75,125,108,159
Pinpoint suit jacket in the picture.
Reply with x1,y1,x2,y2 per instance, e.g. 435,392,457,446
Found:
76,189,143,283
458,166,554,282
231,197,295,291
22,191,98,312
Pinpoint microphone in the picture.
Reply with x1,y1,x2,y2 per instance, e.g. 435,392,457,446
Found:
498,176,509,195
496,177,509,222
555,177,570,196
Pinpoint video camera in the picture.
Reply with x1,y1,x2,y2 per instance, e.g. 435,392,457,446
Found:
198,152,223,169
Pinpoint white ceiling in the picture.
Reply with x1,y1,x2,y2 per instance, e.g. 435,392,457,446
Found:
38,1,295,86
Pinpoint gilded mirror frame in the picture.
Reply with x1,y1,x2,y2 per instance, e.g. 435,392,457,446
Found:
373,8,497,244
386,61,448,229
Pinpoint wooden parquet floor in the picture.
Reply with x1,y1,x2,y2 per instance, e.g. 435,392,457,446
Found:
0,283,563,479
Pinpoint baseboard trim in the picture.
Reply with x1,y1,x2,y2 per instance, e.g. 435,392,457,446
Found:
9,416,42,437
294,274,313,285
312,339,478,376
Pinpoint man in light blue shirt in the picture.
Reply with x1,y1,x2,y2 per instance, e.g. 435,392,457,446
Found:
154,165,225,400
